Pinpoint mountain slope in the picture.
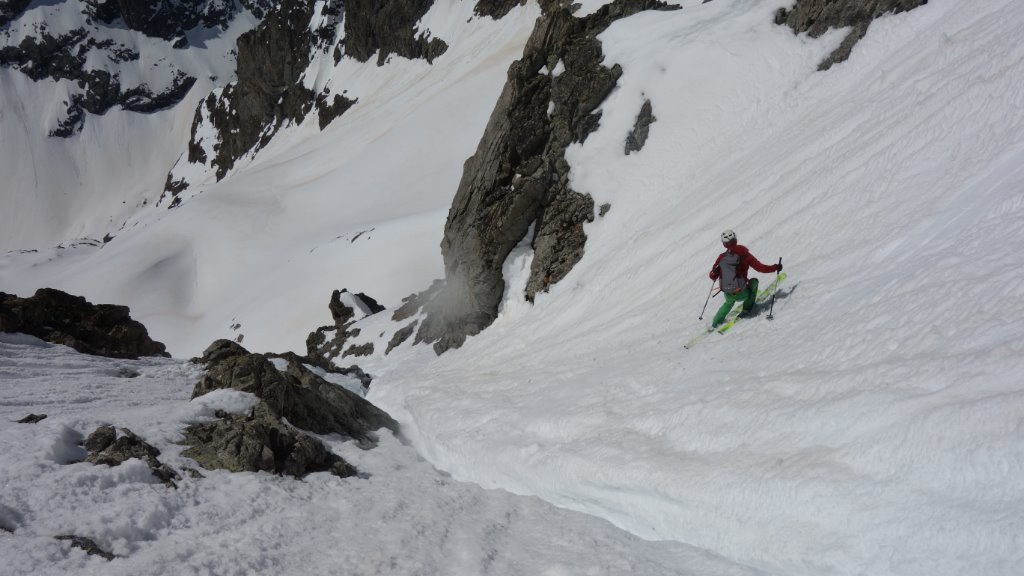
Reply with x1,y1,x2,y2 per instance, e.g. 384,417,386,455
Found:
0,1,543,355
3,0,1023,574
0,0,260,251
366,0,1024,574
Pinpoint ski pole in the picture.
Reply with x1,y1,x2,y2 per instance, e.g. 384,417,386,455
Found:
698,279,716,320
767,257,782,321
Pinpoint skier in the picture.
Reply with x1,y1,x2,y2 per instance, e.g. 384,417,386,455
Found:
708,229,782,328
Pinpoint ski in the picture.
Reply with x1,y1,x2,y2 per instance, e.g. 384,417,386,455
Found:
683,272,787,349
716,272,787,334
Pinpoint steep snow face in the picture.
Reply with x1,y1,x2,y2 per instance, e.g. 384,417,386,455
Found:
0,0,257,252
368,0,1024,574
0,1,543,355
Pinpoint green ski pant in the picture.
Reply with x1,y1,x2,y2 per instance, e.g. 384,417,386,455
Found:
713,278,759,327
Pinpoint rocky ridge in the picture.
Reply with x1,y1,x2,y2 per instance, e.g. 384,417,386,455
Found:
166,0,329,189
161,0,527,203
0,26,196,136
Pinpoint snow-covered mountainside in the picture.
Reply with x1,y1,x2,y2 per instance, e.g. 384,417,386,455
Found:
3,0,1024,574
0,0,266,251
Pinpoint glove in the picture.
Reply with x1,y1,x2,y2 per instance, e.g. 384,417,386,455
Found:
776,263,784,273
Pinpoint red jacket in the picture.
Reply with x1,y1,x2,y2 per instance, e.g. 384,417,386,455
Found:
709,244,777,282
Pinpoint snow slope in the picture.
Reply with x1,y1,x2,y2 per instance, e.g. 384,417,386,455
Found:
366,0,1024,574
0,334,764,576
3,0,1024,574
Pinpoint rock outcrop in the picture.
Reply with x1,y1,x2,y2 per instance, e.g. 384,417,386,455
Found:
83,425,181,488
16,414,47,424
415,0,675,354
342,0,448,66
193,340,397,443
54,535,116,561
306,289,385,368
181,404,357,478
0,289,168,359
625,99,655,154
185,339,397,478
474,0,528,20
386,321,418,355
776,0,929,70
178,0,323,183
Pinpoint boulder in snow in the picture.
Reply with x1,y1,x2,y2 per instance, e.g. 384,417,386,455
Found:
83,425,181,488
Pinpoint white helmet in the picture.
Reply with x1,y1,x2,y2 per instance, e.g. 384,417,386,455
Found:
720,229,737,244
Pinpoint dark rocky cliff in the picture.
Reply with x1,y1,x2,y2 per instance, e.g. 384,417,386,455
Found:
413,0,675,355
